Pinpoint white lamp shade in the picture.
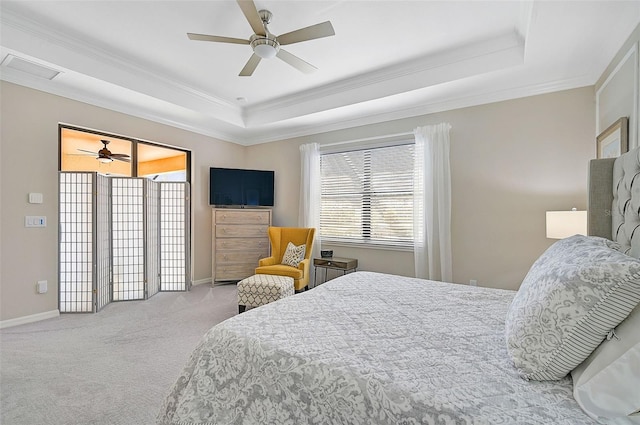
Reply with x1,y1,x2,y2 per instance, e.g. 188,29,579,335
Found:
546,210,587,239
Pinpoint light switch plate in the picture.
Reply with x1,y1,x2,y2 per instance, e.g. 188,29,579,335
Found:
28,193,43,204
25,216,46,227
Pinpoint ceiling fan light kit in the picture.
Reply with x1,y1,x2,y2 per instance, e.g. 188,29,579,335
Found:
188,0,335,76
250,34,279,59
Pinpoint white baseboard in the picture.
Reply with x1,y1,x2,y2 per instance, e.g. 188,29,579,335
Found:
192,277,212,286
0,309,60,329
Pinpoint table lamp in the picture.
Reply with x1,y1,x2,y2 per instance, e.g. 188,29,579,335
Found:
546,208,587,239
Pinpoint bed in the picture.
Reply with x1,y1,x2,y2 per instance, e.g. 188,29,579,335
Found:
158,149,640,425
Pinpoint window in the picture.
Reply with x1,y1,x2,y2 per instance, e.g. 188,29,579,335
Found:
320,143,414,247
59,125,190,182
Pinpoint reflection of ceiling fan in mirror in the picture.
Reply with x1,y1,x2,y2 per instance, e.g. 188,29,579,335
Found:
187,0,335,76
77,140,130,163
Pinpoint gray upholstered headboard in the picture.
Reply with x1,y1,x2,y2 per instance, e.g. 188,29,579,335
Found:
589,147,640,258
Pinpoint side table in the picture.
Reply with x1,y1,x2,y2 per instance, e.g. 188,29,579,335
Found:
313,257,358,286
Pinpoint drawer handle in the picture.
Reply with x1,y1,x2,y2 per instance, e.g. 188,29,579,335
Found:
328,262,332,266
223,255,228,260
221,228,227,234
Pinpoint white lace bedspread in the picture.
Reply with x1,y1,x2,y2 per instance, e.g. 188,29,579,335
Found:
158,271,595,424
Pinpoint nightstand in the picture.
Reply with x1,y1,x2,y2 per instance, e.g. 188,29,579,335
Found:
313,257,358,286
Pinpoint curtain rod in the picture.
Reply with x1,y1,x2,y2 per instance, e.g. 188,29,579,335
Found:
320,131,414,148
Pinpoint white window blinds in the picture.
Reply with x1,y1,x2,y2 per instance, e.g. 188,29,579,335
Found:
320,143,414,247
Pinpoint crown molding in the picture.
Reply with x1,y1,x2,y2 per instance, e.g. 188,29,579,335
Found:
2,65,595,147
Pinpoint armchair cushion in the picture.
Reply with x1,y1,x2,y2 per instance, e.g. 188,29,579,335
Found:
255,264,304,280
281,242,306,267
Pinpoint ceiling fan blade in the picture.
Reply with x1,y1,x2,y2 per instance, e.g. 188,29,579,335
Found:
110,154,130,159
277,21,335,45
112,157,131,163
77,149,97,155
237,0,265,36
276,49,317,74
187,33,249,45
239,54,261,76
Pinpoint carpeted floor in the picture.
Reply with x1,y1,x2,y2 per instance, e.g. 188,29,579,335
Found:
0,283,237,425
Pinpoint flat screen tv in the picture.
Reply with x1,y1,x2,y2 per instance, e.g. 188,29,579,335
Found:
209,167,274,207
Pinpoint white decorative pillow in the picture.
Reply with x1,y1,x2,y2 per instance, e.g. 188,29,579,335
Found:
505,234,640,381
281,242,306,267
572,302,640,422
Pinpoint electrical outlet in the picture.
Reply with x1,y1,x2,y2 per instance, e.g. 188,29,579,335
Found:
469,279,478,286
36,280,48,294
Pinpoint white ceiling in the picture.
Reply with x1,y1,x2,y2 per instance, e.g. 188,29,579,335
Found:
1,1,639,146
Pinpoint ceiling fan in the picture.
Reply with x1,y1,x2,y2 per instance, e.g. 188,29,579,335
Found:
77,140,131,163
187,0,335,76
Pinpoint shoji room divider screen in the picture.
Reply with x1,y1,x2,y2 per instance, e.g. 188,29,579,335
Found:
59,172,190,313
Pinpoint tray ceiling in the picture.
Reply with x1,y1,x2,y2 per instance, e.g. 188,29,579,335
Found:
1,1,639,145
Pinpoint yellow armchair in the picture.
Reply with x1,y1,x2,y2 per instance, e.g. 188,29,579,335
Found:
255,227,316,291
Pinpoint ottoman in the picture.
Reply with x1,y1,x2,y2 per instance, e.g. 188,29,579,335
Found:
237,274,295,313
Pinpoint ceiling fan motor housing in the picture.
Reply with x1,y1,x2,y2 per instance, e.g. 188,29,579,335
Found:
98,147,112,157
251,10,279,59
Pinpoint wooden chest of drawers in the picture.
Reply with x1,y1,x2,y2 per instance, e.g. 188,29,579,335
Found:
212,208,271,283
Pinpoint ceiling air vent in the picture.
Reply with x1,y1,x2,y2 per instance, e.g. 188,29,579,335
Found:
1,54,61,80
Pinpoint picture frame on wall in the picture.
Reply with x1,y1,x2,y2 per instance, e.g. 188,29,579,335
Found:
597,117,629,158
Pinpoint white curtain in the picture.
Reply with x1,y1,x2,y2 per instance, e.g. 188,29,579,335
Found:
413,123,452,281
299,143,321,285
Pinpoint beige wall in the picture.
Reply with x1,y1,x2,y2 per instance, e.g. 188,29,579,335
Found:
246,87,595,290
596,23,640,149
0,82,597,322
0,81,245,322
